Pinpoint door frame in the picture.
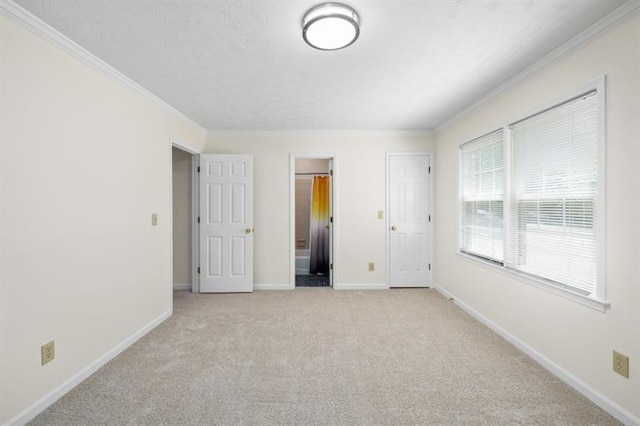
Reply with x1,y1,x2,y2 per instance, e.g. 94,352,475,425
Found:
170,140,200,294
385,152,434,288
289,153,338,290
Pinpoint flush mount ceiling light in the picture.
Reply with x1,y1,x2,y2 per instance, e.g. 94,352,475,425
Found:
302,3,360,51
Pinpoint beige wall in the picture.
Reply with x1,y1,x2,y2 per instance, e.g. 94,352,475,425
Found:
434,15,640,420
0,16,205,423
205,134,434,286
172,147,192,286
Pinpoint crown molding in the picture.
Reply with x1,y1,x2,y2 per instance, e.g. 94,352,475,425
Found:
206,129,434,139
4,0,636,138
435,0,640,134
0,0,207,138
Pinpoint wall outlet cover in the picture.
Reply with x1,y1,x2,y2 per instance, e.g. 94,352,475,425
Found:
613,350,629,378
41,340,55,365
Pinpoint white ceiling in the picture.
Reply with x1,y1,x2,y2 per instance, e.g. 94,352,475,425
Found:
14,0,627,132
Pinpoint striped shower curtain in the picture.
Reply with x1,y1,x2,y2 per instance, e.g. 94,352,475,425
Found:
309,176,330,275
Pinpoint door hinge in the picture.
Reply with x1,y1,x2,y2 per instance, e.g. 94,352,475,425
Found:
428,166,431,173
330,169,333,176
197,166,200,173
330,216,333,223
428,264,431,271
197,216,200,223
197,267,201,274
428,215,431,222
330,263,333,270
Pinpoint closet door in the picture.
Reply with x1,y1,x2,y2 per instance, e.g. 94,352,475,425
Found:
388,154,432,287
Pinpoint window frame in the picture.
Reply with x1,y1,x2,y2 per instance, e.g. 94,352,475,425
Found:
456,77,608,311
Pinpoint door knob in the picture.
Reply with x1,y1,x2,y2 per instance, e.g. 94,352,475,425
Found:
245,228,252,234
391,226,397,231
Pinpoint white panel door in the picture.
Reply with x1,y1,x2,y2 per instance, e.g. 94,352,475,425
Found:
388,154,432,287
199,155,253,293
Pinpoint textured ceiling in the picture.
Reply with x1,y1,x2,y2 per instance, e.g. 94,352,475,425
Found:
15,0,626,131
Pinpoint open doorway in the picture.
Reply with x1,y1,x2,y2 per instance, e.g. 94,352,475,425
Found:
171,145,198,293
291,155,334,288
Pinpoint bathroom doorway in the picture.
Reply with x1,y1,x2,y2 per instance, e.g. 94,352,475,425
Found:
290,155,335,288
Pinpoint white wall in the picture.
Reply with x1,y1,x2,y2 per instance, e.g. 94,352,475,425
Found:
0,15,206,423
434,15,639,421
172,147,192,287
205,134,434,287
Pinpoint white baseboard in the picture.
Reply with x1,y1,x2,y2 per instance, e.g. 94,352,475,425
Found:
253,283,291,290
434,284,639,426
6,309,172,426
333,283,389,290
172,283,191,291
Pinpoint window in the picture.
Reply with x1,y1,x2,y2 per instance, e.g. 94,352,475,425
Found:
506,92,598,294
458,83,604,302
459,130,504,263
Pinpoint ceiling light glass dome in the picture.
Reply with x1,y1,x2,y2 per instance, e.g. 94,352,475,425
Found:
302,3,360,51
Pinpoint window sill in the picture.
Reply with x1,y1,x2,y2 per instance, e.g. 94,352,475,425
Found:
455,251,610,312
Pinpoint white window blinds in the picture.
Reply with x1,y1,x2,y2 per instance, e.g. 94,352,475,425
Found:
506,91,598,295
459,130,504,263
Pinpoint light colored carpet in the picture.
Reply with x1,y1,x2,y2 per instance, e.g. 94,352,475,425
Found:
31,289,619,425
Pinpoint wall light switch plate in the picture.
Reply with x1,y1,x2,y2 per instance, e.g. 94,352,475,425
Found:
151,213,158,226
368,262,375,271
377,210,384,220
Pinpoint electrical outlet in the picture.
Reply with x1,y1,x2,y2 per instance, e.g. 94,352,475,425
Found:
151,213,158,226
368,262,375,271
613,351,629,378
41,341,55,366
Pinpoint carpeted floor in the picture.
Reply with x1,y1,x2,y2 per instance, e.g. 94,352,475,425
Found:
31,289,619,425
296,274,331,287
